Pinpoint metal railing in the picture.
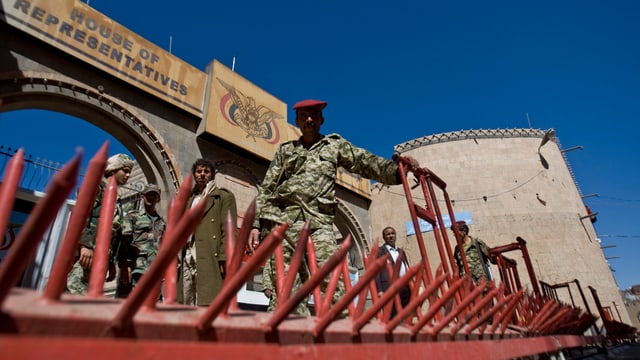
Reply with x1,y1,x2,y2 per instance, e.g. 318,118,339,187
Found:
0,146,621,359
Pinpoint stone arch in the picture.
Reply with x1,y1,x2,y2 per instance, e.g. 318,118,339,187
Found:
334,198,369,272
0,71,183,209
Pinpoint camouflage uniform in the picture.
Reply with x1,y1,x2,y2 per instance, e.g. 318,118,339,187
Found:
261,256,278,312
254,133,402,315
115,208,166,298
454,236,490,284
67,180,125,295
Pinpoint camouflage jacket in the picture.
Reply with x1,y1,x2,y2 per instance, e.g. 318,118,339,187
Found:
454,236,490,283
120,208,166,264
254,133,401,229
79,179,125,257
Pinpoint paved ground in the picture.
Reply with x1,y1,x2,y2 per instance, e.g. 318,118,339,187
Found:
568,342,640,359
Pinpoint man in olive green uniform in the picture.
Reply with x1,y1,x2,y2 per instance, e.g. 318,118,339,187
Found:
67,153,134,295
116,184,166,298
249,99,419,315
453,221,491,285
178,159,238,306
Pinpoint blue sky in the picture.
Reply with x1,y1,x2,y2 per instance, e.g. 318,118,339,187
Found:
1,1,638,290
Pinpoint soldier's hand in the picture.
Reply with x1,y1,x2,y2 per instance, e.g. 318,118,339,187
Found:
106,262,117,282
249,228,260,253
264,289,273,299
393,154,420,175
403,155,420,173
79,247,94,270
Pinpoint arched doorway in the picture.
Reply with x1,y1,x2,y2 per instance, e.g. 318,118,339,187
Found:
0,73,182,204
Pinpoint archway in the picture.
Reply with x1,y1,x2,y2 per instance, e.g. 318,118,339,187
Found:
0,72,183,205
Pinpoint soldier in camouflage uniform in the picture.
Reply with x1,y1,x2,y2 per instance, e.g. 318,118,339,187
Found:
66,153,134,295
452,221,491,285
261,254,277,312
115,184,166,298
249,99,420,315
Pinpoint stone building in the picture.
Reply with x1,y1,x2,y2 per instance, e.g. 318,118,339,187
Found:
369,128,631,325
621,285,640,332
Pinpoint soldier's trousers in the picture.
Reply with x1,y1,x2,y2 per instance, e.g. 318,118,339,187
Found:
66,261,90,295
262,221,345,316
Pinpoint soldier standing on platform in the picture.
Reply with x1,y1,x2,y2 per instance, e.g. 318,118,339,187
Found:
249,99,420,315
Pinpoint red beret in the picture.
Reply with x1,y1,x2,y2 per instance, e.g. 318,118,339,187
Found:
292,99,327,111
451,220,467,230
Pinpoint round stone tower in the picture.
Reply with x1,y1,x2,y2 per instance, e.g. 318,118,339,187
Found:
369,128,630,325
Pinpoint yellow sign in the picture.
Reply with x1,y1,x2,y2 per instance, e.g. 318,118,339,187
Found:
204,59,289,160
1,0,206,116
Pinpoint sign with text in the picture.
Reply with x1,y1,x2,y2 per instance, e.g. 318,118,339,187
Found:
1,0,206,116
406,211,473,236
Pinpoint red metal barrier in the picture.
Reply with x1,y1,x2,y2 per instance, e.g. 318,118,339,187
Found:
0,149,614,359
588,286,637,343
540,279,600,335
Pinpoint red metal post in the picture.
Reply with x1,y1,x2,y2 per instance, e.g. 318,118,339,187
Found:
87,176,117,298
0,152,80,304
43,143,108,301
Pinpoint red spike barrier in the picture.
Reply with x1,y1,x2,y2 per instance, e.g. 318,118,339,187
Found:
110,199,207,332
306,235,324,317
0,152,80,304
354,242,383,320
224,211,241,313
0,152,621,359
162,176,192,304
319,256,343,315
0,148,25,253
588,286,638,342
340,259,355,316
225,201,257,313
196,222,288,332
379,264,423,329
430,278,487,336
314,254,391,337
0,334,606,360
43,143,108,302
279,221,310,302
456,285,503,337
273,240,285,303
266,236,352,331
87,176,118,298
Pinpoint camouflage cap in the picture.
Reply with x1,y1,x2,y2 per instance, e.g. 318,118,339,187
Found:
105,153,134,173
451,220,467,230
142,183,161,195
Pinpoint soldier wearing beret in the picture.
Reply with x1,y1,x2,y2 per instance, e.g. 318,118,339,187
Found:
115,184,166,298
249,99,420,315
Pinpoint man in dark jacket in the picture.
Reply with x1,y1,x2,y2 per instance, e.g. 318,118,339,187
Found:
374,226,411,319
